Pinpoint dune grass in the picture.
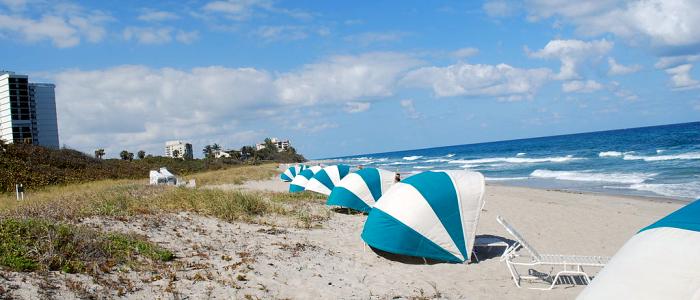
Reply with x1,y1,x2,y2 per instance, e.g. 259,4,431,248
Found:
0,164,328,227
188,163,279,185
0,218,173,274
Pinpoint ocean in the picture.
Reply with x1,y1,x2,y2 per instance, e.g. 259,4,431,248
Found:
329,122,700,201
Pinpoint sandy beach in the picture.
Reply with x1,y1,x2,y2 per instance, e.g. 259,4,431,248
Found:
1,175,684,299
0,172,683,299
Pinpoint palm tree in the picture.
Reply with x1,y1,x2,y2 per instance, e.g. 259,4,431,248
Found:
127,152,134,161
137,150,146,159
172,149,180,158
119,150,129,160
203,145,213,158
95,148,105,159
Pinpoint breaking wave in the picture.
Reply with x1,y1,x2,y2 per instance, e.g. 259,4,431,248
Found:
623,152,700,161
530,169,654,184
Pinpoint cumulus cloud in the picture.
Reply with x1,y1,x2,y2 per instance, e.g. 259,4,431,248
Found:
654,54,700,90
344,31,409,46
527,39,612,80
275,52,422,105
402,62,552,99
607,57,642,75
344,102,371,113
50,53,424,155
0,7,110,48
400,99,421,119
451,47,479,59
138,10,180,22
483,0,519,17
53,65,275,155
123,27,199,44
202,0,312,21
523,0,700,49
561,80,603,93
663,64,700,90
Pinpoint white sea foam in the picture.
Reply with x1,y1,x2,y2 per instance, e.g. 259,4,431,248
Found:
448,155,580,165
598,151,623,157
403,155,423,161
445,154,455,157
629,182,700,199
413,166,434,169
516,152,526,157
623,152,700,161
425,158,451,163
656,149,665,154
486,176,529,181
530,169,654,184
386,161,413,165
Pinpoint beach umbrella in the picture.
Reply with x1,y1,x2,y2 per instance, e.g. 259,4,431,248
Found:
280,164,308,182
361,170,485,263
578,199,700,299
289,166,322,192
326,168,396,212
305,165,352,196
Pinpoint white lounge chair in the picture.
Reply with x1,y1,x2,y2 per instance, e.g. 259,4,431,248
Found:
496,216,609,290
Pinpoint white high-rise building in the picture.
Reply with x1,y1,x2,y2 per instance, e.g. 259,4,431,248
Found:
0,71,59,148
165,140,193,159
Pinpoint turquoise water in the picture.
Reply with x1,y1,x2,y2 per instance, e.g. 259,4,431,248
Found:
330,122,700,201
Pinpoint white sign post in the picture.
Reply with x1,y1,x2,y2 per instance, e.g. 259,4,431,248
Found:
15,184,24,201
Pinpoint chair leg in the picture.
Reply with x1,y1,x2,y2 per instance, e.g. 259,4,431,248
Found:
505,260,522,288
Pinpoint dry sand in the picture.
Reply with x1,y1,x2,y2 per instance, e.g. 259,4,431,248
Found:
0,177,684,299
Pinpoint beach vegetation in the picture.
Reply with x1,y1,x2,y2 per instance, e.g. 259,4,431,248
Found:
0,218,173,274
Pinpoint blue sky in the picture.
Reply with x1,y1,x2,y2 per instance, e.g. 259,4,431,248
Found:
1,0,699,158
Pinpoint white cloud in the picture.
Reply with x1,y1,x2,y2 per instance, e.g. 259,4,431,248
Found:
344,102,370,113
344,31,409,46
123,27,199,45
400,99,421,119
53,65,275,155
138,10,180,22
202,0,311,21
0,0,28,11
607,57,642,75
523,0,700,49
451,47,479,59
654,55,700,90
561,80,603,93
0,8,110,48
402,62,552,99
664,64,700,90
275,52,422,106
483,0,518,17
256,25,310,41
654,54,700,69
527,39,612,80
202,0,267,20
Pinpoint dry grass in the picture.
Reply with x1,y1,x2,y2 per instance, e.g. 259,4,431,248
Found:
188,163,279,185
0,164,329,227
0,218,173,274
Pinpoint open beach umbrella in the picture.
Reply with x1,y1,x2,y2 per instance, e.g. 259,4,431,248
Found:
361,170,485,263
326,168,396,212
289,166,322,192
577,199,700,299
305,165,352,196
280,164,308,182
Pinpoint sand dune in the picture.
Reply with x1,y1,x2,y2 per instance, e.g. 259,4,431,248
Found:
0,177,682,299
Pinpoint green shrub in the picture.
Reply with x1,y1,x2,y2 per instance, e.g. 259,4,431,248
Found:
0,218,173,274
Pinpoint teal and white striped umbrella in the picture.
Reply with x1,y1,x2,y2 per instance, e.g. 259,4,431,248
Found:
305,165,352,196
280,164,308,182
289,166,322,192
327,168,396,212
361,170,485,263
579,199,700,299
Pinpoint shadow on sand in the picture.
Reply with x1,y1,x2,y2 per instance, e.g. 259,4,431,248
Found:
367,234,515,265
